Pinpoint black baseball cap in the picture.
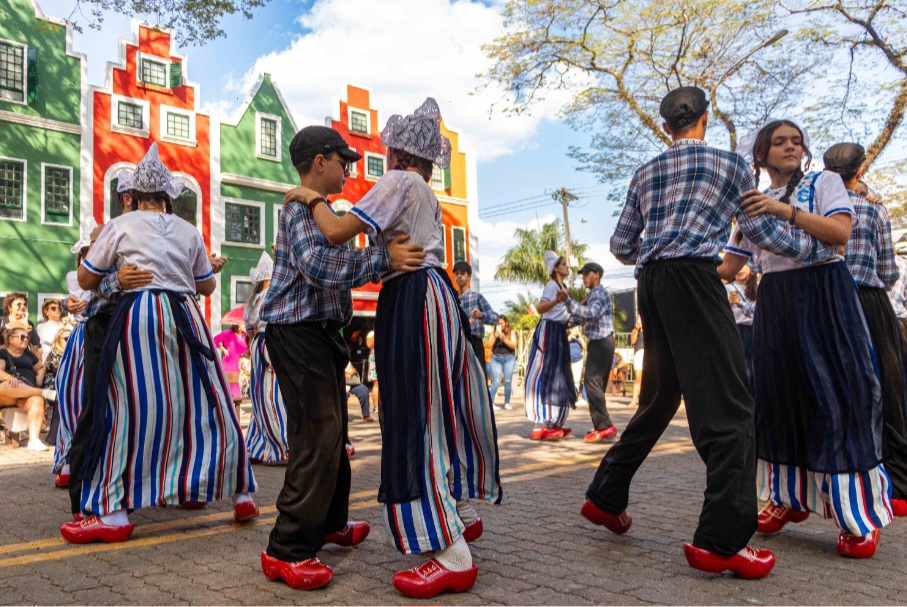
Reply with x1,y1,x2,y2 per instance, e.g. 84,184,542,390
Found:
579,262,604,275
453,261,472,275
659,87,710,131
288,126,363,166
823,143,865,177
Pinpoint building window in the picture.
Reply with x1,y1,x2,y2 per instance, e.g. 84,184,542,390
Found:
432,165,444,189
43,165,71,224
260,118,277,157
0,41,25,103
0,159,25,220
350,110,368,134
167,112,190,139
256,113,281,161
452,226,467,263
225,201,263,246
173,186,197,226
231,277,254,309
366,154,385,179
117,101,144,130
140,58,168,87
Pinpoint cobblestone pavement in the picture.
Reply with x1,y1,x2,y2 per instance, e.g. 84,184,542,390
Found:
2,393,907,605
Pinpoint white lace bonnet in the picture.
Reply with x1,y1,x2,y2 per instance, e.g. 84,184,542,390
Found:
381,97,452,169
250,251,273,285
133,142,185,198
736,117,811,165
70,217,99,254
544,250,561,275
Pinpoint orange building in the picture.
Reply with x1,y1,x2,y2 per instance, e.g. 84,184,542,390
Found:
329,85,474,316
85,23,213,316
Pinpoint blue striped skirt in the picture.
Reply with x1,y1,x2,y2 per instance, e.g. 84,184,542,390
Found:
52,322,85,474
758,460,893,535
245,332,289,463
80,292,256,516
524,319,576,425
376,268,502,554
753,262,886,473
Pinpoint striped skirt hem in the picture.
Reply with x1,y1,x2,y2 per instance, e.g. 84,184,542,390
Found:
245,332,289,463
524,319,575,425
52,322,85,474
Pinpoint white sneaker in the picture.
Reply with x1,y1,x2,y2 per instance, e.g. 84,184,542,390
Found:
27,439,49,451
492,405,501,411
503,403,513,410
42,389,57,402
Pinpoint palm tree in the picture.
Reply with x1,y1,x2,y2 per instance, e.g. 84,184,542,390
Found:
494,219,589,287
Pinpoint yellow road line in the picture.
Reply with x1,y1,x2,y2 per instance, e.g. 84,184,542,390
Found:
0,438,694,568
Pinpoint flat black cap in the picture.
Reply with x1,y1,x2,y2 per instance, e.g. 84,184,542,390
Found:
453,261,472,275
579,262,604,275
823,143,865,176
660,87,710,130
288,126,363,166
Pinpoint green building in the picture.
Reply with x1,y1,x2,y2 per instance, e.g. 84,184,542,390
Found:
211,73,298,322
0,0,86,317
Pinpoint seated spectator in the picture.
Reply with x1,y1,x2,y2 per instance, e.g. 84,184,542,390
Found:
37,299,65,362
2,292,41,351
607,352,630,396
346,362,373,421
43,323,73,446
0,323,55,450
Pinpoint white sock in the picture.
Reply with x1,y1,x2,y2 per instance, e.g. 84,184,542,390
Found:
435,536,472,571
232,492,253,506
100,509,130,526
60,464,70,475
456,499,478,527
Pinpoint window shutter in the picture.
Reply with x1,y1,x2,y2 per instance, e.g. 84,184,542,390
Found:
443,166,451,190
26,47,38,104
169,62,181,88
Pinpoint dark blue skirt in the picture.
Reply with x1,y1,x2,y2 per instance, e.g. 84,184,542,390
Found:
752,261,886,473
737,324,754,389
525,319,577,411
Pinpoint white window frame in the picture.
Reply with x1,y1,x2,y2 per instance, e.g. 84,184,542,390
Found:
347,150,359,177
347,107,370,135
255,112,282,162
223,197,266,249
273,205,282,246
0,38,28,106
160,104,196,146
40,163,73,227
440,223,448,265
364,152,385,182
135,52,170,88
451,226,467,263
172,172,203,231
110,94,150,138
431,165,445,191
230,275,253,310
0,155,27,223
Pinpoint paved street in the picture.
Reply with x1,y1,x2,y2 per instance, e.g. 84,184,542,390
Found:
2,392,906,605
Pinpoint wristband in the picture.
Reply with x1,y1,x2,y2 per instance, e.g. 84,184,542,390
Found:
307,196,328,212
789,205,798,226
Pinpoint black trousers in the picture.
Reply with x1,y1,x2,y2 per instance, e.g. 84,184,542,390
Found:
68,311,112,514
586,259,757,555
586,334,616,430
859,287,907,500
265,321,350,561
469,334,486,371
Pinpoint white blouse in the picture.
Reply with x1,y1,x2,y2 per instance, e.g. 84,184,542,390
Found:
83,211,213,294
540,280,569,322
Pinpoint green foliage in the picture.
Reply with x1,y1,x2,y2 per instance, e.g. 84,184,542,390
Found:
63,0,270,44
868,159,907,228
494,219,589,286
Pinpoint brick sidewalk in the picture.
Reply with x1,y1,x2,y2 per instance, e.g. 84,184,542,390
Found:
1,394,905,605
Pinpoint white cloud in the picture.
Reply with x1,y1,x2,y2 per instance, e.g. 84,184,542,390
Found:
227,0,572,161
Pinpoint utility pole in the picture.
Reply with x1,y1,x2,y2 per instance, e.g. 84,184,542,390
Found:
552,187,578,268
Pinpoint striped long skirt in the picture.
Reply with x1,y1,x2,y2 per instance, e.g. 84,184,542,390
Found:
52,322,85,474
377,268,502,555
758,460,893,535
80,292,256,516
524,319,575,426
245,332,289,463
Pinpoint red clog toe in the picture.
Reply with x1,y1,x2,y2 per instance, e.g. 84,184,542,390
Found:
542,428,564,440
261,552,333,590
683,543,775,579
837,529,880,558
392,558,478,599
324,521,370,546
54,474,69,488
757,503,809,534
580,499,632,535
463,518,483,543
891,498,907,517
530,428,545,440
60,515,134,544
234,500,260,522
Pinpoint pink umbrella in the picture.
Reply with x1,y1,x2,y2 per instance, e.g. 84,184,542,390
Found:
221,306,245,326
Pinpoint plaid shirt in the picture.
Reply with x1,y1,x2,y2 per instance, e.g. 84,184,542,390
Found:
82,270,121,319
611,140,819,277
844,191,898,289
889,256,907,319
566,285,614,340
459,288,499,338
261,201,389,326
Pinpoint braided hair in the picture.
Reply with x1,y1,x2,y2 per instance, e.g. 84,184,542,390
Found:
751,119,812,204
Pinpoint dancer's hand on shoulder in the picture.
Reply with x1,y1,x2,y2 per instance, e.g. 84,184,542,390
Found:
387,234,426,272
118,264,154,290
741,190,789,219
284,185,321,206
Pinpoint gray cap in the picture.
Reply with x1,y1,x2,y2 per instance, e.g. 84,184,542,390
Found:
823,142,865,177
453,261,472,275
659,87,710,130
579,262,604,275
